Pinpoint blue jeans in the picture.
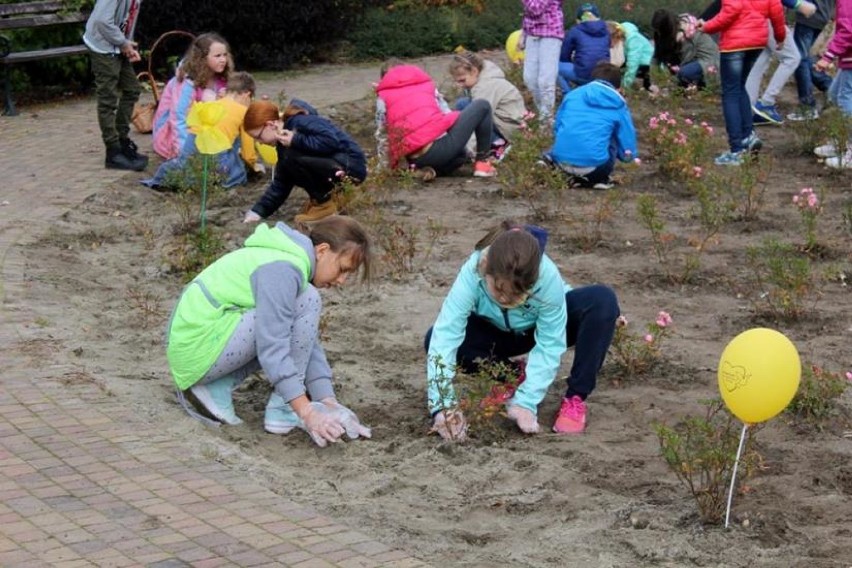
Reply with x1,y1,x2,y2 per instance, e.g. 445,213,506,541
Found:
676,61,705,88
423,284,620,400
523,36,562,121
720,49,761,152
557,62,591,96
793,23,833,107
828,70,852,117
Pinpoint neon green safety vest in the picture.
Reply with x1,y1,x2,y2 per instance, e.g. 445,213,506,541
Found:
167,224,312,390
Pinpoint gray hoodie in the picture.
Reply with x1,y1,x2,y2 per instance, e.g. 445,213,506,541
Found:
83,0,141,54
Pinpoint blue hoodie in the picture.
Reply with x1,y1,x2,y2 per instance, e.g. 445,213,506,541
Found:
560,20,611,81
426,246,570,415
550,79,637,167
284,99,368,181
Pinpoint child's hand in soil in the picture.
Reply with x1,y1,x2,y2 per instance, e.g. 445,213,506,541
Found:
300,402,346,447
321,398,372,440
507,405,540,434
431,409,468,441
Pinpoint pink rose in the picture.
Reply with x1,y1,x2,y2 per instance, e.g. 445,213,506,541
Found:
643,334,654,343
655,311,673,327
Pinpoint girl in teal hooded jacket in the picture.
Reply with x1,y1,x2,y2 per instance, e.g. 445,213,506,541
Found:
424,221,620,439
167,217,373,447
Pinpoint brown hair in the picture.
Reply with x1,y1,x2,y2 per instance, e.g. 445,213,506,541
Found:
243,100,280,131
308,216,373,283
281,102,309,122
178,32,234,88
449,51,484,75
475,220,541,297
226,71,256,96
606,21,626,44
591,61,622,89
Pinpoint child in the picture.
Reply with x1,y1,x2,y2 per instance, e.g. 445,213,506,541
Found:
542,62,638,189
168,216,373,447
789,0,836,121
242,99,367,224
813,0,852,168
152,33,257,172
606,21,655,91
558,3,611,95
699,0,786,166
651,10,720,89
520,0,564,122
141,71,255,190
449,51,527,161
375,62,496,179
424,221,620,439
83,0,148,171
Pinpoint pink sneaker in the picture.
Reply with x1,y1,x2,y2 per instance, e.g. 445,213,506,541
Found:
553,395,587,434
473,160,497,177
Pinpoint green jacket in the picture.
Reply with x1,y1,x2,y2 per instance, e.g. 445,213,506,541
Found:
167,224,311,390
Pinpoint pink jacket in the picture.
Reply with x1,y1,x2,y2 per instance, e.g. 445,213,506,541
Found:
702,0,785,52
376,65,459,167
823,0,852,69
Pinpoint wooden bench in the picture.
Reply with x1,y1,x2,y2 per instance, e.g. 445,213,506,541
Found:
0,1,89,115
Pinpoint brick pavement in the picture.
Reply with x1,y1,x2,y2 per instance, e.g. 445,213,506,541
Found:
0,60,449,567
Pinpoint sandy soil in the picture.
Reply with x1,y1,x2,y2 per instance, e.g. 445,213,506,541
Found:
19,72,852,567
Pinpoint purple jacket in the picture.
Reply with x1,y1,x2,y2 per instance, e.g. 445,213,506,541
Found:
824,0,852,69
522,0,564,40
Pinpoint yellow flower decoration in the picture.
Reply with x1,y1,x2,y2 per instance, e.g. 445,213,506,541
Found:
187,101,230,155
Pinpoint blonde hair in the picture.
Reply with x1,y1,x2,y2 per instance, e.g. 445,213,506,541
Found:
449,51,484,76
606,21,626,45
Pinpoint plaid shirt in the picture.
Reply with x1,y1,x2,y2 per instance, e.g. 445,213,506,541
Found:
522,0,564,40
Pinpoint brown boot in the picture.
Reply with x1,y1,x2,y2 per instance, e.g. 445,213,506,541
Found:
294,199,338,224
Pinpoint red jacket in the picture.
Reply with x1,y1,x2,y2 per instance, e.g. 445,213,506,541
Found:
376,65,459,167
702,0,785,52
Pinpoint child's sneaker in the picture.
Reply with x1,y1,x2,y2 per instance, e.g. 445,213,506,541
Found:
264,393,304,434
814,143,839,158
552,395,587,434
752,101,783,125
825,149,852,169
714,151,744,166
741,131,763,154
480,360,526,410
473,160,497,177
188,375,242,425
787,106,819,122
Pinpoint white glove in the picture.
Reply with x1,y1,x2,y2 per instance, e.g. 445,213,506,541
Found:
507,405,540,434
300,402,346,447
430,409,468,441
252,162,267,175
321,399,372,440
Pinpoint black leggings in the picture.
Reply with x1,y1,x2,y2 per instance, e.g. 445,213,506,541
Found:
412,98,493,176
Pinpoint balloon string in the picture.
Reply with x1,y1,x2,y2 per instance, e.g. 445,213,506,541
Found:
725,422,749,529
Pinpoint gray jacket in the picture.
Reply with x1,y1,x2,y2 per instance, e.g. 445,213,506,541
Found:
796,0,835,30
83,0,141,54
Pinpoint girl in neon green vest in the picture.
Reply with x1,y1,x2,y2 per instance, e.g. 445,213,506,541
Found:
167,216,373,447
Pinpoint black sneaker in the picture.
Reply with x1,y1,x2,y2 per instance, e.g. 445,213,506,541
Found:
120,138,149,168
105,147,146,171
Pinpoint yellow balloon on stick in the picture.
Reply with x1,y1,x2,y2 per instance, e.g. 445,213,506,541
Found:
717,328,801,424
506,30,525,64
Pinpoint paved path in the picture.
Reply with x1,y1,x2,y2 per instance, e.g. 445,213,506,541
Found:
0,57,449,567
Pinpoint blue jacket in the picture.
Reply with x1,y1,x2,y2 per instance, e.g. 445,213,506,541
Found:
550,80,638,167
427,248,570,415
285,99,367,181
560,20,611,81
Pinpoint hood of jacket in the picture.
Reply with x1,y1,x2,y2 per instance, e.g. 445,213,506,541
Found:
244,222,316,276
580,80,625,110
576,20,609,38
288,98,319,116
377,65,433,92
478,60,507,82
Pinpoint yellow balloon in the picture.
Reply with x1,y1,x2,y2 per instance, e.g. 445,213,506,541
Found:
506,30,525,64
717,328,801,424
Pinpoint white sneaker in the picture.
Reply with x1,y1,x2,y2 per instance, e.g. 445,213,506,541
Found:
814,143,839,158
787,107,820,122
825,149,852,169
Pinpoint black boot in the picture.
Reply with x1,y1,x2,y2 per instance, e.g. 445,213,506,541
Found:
120,138,149,169
105,146,146,171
